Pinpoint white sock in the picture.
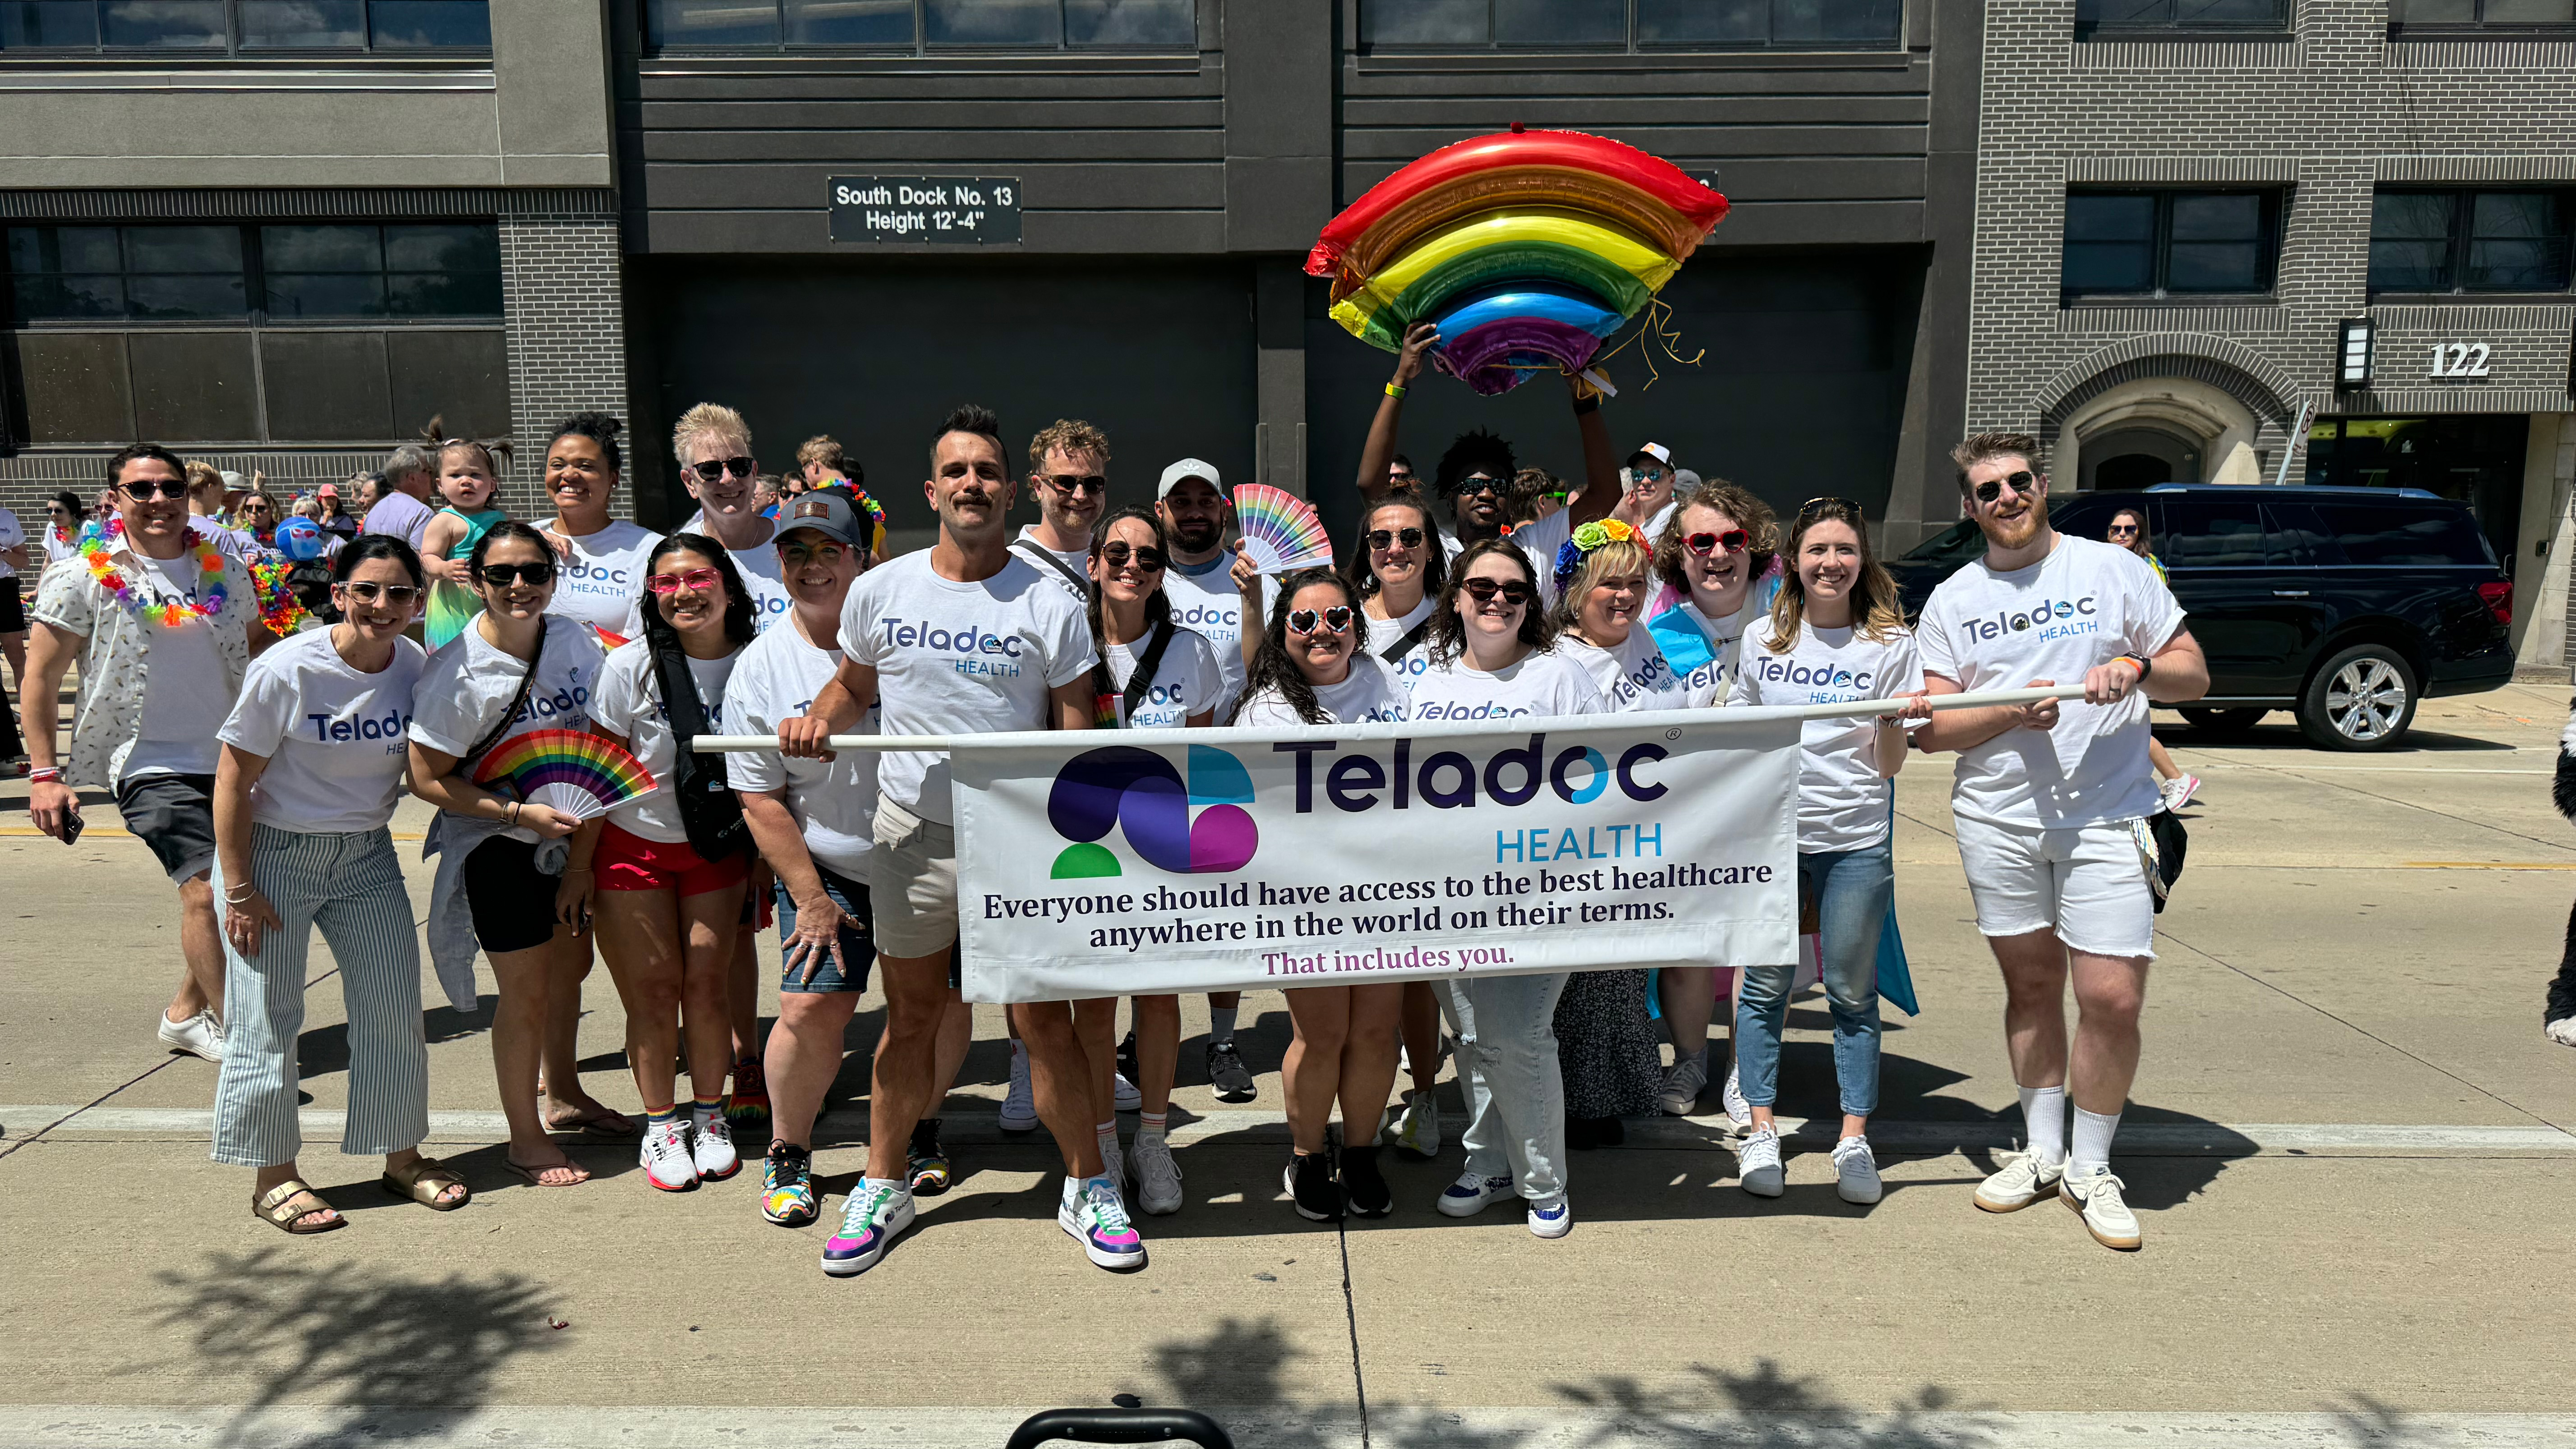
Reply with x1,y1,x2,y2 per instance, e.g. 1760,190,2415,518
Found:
2071,1106,2121,1179
1209,1004,1238,1045
863,1174,908,1198
1095,1120,1119,1150
2019,1084,2068,1166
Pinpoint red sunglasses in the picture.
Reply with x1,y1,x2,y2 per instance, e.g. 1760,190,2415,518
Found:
1685,529,1751,557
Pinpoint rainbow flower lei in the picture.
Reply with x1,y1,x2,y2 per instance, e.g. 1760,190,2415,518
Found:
81,518,229,626
248,557,312,636
1553,517,1640,587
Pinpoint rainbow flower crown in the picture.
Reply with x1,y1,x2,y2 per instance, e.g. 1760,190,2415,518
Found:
1553,517,1639,587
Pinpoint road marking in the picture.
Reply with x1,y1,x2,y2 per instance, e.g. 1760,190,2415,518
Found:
2196,764,2550,774
0,1406,2571,1449
8,1105,2568,1154
2403,861,2576,870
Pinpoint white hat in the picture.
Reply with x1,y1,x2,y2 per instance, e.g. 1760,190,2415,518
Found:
1627,442,1673,468
1158,458,1224,499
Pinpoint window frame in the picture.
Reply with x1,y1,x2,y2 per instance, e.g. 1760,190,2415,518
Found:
1354,0,1905,53
2071,0,2295,41
643,0,1201,54
2387,0,2576,36
2366,186,2576,299
2059,188,2286,305
0,0,493,57
5,220,504,328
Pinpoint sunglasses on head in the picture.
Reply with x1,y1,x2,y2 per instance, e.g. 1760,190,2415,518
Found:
1460,577,1534,607
1099,541,1165,572
1685,529,1751,557
1044,474,1107,496
688,456,756,484
337,581,421,606
1366,526,1426,552
118,477,189,501
1800,496,1862,516
645,567,725,595
1973,469,2038,505
476,561,554,588
1287,606,1354,636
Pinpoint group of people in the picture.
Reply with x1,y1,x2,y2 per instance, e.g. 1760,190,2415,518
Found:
14,335,2209,1266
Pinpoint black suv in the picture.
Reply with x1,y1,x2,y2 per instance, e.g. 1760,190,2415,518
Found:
1889,485,2516,751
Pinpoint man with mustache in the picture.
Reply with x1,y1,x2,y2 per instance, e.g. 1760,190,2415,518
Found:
1907,432,2209,1252
782,404,1145,1277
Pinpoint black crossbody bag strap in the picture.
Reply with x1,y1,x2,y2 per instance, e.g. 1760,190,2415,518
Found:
1123,618,1178,723
1011,538,1092,598
1379,615,1434,665
649,631,750,860
460,618,545,772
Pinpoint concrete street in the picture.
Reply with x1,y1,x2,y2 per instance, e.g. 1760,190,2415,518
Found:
3,683,2573,1448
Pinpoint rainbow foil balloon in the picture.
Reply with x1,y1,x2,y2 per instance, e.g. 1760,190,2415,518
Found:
1309,126,1729,395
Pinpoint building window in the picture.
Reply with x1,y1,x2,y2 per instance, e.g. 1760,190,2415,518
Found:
0,1,489,52
1360,0,1904,50
2073,0,2291,37
2061,190,2282,302
645,0,1196,51
2368,190,2574,295
2389,0,2576,33
7,223,501,323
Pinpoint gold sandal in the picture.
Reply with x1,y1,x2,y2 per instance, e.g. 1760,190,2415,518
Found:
253,1178,345,1234
379,1156,471,1211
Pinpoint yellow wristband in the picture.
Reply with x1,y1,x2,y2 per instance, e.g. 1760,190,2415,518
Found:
1384,382,1407,399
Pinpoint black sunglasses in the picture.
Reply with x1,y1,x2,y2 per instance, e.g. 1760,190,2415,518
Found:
118,477,190,501
688,456,756,484
1366,527,1426,551
1459,577,1534,607
1800,496,1863,516
1287,606,1354,635
476,561,555,588
1973,470,2039,505
1099,542,1165,572
1044,474,1108,496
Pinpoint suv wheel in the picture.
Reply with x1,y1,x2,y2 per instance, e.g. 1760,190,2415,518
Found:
2298,644,2418,751
2178,707,2268,736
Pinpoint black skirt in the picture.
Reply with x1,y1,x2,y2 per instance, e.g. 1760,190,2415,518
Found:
1552,969,1662,1119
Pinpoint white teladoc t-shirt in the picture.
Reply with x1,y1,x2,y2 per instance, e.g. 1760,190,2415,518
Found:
1916,534,2186,830
218,627,427,834
1161,553,1251,713
591,637,743,844
1012,529,1093,601
1408,647,1604,723
1233,655,1410,726
1361,596,1437,694
1673,596,1765,707
724,616,880,877
1560,629,1686,713
543,519,663,634
124,554,233,779
842,550,1097,826
1726,619,1926,852
408,617,608,844
1103,625,1226,729
728,538,793,635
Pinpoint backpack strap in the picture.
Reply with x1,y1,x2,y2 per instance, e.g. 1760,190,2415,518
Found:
1009,537,1091,599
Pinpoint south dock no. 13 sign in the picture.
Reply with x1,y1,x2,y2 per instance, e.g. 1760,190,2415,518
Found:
828,176,1023,244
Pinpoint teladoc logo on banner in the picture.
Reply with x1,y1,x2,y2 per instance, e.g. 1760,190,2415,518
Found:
953,716,1803,1003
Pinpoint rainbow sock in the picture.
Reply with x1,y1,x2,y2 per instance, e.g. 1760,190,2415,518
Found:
1139,1110,1168,1141
691,1093,726,1118
644,1104,680,1127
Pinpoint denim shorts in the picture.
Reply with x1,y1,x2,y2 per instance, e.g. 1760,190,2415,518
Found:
777,862,876,995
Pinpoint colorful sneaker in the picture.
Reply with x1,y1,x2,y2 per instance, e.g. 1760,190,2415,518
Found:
1720,1060,1752,1135
1131,1133,1184,1215
1206,1040,1257,1103
1059,1174,1147,1270
1526,1196,1573,1239
906,1118,953,1197
725,1057,770,1141
1437,1170,1514,1218
820,1179,915,1277
2061,1168,2142,1251
1832,1135,1883,1205
689,1105,740,1181
1385,1088,1442,1159
760,1141,818,1226
1657,1051,1709,1116
639,1115,697,1192
1974,1149,2066,1213
1000,1041,1038,1133
157,1008,225,1064
1737,1127,1784,1198
1286,1150,1342,1222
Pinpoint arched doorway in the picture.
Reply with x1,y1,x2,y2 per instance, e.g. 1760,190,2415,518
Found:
2082,425,2198,490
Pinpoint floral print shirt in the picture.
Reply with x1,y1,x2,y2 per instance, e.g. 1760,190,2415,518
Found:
31,528,257,791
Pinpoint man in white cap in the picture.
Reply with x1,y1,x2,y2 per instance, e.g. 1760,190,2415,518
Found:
1614,442,1682,543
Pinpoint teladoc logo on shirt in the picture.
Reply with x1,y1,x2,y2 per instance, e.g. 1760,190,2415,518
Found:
1959,595,2099,642
1744,656,1874,693
876,616,1025,678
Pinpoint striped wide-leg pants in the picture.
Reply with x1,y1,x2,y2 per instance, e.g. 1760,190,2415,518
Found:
211,823,430,1167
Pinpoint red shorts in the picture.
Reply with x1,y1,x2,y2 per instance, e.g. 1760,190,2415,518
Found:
595,822,749,897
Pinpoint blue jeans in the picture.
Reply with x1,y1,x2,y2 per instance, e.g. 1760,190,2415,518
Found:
1734,840,1890,1118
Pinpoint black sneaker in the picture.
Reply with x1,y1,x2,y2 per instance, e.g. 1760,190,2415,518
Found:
1116,1030,1141,1091
1286,1148,1342,1222
906,1118,952,1197
1340,1144,1393,1218
1206,1040,1257,1103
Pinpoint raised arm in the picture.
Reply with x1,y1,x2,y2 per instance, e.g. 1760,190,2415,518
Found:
1562,375,1621,528
1355,322,1440,506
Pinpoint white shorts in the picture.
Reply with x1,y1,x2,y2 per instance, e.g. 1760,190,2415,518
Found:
868,796,960,960
1953,814,2157,960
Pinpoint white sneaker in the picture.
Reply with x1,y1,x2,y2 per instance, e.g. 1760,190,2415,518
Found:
1973,1149,2065,1213
1737,1127,1784,1197
1097,1132,1126,1195
2161,773,2203,811
1526,1197,1573,1239
1656,1051,1708,1116
2548,1017,2576,1048
1000,1041,1038,1132
1131,1133,1184,1215
1831,1135,1882,1205
157,1008,225,1063
689,1105,740,1181
1436,1170,1516,1217
1385,1089,1442,1158
2062,1168,2142,1250
639,1116,698,1191
1113,1071,1142,1113
1720,1061,1752,1135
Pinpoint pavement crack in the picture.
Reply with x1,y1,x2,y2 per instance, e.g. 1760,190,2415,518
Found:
2219,756,2576,856
0,1053,183,1162
1336,1206,1370,1448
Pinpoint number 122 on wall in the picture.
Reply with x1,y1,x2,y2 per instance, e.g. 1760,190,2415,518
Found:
2427,342,2492,378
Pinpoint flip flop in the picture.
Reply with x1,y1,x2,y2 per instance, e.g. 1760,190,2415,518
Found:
504,1156,592,1188
541,1103,639,1138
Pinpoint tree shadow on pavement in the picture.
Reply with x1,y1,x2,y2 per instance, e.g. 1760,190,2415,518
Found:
147,1246,562,1449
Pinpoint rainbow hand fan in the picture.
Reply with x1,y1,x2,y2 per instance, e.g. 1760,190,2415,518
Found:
1233,484,1336,575
472,728,657,822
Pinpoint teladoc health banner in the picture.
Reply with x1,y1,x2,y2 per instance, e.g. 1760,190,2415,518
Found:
950,709,1801,1003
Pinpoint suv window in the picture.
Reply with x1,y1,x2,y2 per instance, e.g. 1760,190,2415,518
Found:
2155,499,2269,567
1901,497,2121,570
2316,503,2494,567
2261,502,2335,565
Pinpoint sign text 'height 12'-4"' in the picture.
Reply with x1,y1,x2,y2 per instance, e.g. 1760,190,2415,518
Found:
828,175,1023,244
